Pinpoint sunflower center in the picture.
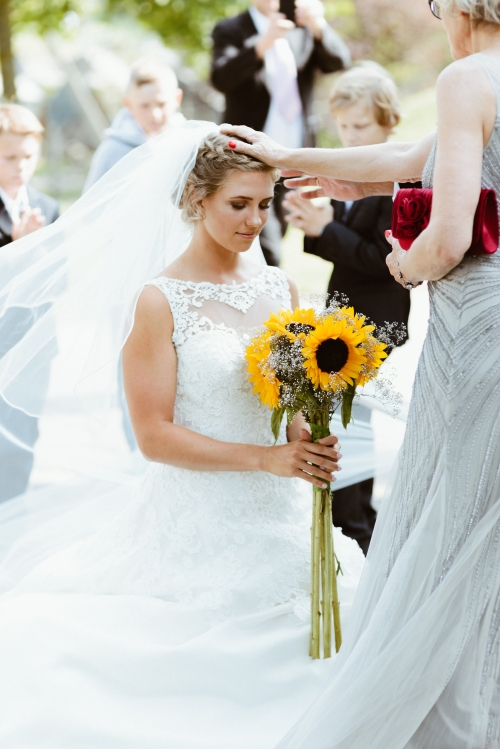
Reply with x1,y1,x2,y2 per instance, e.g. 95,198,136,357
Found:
316,338,349,373
286,323,316,336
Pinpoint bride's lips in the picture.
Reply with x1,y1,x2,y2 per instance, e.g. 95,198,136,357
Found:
237,232,258,240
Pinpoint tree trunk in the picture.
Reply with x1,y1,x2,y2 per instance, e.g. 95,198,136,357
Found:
0,0,15,101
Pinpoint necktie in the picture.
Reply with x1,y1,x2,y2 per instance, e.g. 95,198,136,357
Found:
265,38,303,122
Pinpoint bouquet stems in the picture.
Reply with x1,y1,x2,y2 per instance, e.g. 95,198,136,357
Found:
310,408,342,659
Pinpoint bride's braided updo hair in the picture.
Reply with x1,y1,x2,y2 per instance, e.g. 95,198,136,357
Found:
180,133,280,223
440,0,500,23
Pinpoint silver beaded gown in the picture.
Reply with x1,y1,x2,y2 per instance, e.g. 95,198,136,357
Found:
276,52,500,749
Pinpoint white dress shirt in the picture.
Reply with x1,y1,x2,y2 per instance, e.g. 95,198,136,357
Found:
0,185,29,224
249,5,305,149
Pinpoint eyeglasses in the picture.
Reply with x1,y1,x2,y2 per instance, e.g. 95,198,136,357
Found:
428,0,442,19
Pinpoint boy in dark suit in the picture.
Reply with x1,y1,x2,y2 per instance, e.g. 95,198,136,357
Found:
0,104,59,501
211,0,350,265
284,66,411,553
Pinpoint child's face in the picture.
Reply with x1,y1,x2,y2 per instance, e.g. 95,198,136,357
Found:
124,82,183,137
0,133,40,196
333,98,393,148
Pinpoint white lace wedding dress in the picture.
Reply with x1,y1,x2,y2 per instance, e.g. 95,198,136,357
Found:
0,265,364,749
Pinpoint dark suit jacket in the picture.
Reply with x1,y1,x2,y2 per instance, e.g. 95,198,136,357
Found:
0,185,59,247
211,10,350,146
304,197,410,340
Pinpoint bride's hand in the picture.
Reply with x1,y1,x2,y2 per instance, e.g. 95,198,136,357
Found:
220,124,289,168
263,428,342,488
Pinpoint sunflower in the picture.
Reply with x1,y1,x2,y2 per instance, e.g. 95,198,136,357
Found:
265,307,318,340
357,336,388,386
341,307,375,336
246,333,281,410
302,316,366,392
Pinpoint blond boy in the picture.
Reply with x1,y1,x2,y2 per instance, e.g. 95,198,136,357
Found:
0,104,59,502
0,104,58,246
284,66,409,555
84,58,184,191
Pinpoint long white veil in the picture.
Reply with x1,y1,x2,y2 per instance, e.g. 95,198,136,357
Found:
0,120,263,499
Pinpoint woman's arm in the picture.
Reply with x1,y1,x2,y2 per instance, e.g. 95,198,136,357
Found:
122,285,341,488
388,58,495,285
221,123,435,184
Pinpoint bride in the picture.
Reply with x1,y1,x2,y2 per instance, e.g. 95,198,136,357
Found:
222,1,500,747
0,127,364,747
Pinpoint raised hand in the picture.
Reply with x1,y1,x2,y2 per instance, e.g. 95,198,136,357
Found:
11,207,46,241
263,428,342,488
255,13,295,58
220,124,289,167
283,190,333,236
295,0,326,36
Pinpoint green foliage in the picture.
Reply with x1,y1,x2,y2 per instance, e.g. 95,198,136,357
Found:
10,0,82,33
341,382,355,429
106,0,247,56
271,407,286,443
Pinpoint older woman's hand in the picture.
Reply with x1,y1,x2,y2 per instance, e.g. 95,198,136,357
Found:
385,231,420,289
219,124,289,167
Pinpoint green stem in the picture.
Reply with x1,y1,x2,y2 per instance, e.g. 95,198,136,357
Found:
331,491,342,653
323,490,333,658
310,485,322,660
320,489,326,658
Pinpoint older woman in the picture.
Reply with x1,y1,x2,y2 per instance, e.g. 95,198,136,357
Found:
223,3,500,747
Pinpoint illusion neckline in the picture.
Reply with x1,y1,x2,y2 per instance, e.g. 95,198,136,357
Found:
155,270,268,290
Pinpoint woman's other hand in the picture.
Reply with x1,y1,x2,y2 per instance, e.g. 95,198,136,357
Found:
283,190,333,236
282,171,394,201
263,428,342,488
385,231,412,288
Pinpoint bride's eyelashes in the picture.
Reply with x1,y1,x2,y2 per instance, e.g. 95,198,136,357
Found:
229,200,273,211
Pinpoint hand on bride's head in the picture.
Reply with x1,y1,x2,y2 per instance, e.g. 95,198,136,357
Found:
219,124,288,169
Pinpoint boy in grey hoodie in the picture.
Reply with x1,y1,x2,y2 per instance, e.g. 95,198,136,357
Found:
84,58,184,450
84,58,184,191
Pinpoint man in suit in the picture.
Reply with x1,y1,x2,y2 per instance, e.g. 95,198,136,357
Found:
0,104,59,502
284,67,411,554
211,0,350,265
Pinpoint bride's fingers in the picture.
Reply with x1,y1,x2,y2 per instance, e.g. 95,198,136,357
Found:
302,441,341,462
296,467,338,488
317,434,340,447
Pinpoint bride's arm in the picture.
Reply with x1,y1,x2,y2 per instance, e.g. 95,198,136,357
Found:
122,286,341,488
387,58,494,285
220,123,435,187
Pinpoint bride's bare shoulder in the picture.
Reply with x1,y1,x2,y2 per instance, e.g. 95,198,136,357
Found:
134,284,174,334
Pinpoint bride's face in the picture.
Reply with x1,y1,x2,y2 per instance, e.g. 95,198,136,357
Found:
199,170,275,253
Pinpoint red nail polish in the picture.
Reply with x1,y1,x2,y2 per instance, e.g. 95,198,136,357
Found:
385,230,391,237
228,141,237,149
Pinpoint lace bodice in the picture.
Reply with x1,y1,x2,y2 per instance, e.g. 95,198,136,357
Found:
146,266,292,445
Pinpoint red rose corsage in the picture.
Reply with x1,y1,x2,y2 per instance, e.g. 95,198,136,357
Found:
392,188,499,255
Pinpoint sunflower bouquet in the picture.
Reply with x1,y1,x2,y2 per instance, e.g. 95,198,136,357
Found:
246,300,394,660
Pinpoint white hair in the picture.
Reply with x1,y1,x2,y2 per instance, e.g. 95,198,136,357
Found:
440,0,500,23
